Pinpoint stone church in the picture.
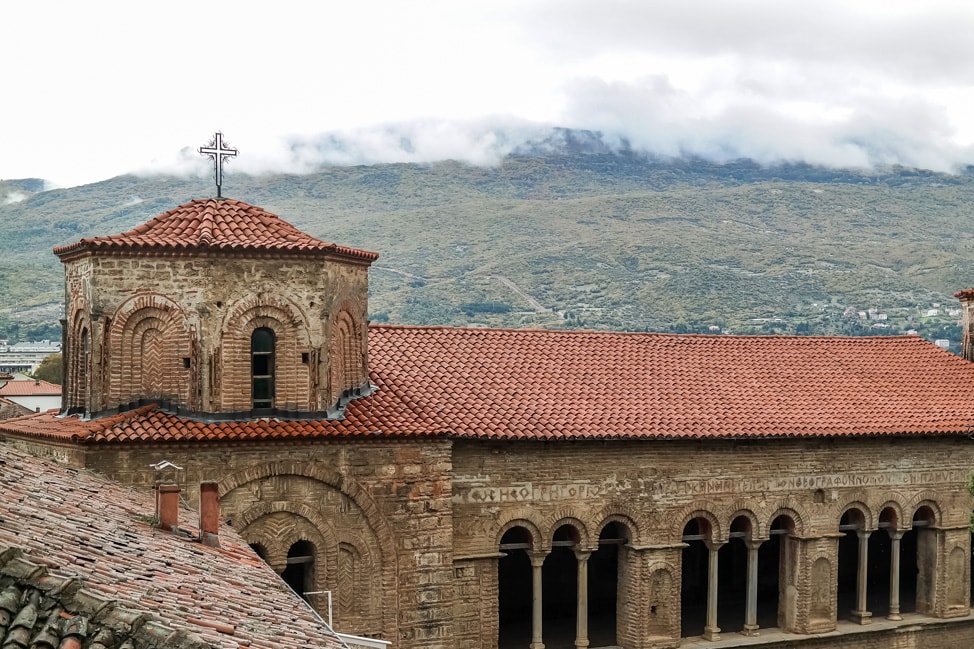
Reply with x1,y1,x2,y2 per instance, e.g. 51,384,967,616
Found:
3,194,974,649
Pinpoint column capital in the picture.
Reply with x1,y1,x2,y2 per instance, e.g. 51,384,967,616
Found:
528,550,549,567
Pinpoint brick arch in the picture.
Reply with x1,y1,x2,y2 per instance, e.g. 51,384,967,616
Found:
877,496,909,530
336,529,382,629
541,509,592,550
495,509,545,551
591,506,641,544
218,460,395,556
237,501,337,578
906,493,943,526
726,507,761,541
219,461,397,642
108,293,192,409
327,297,368,407
65,308,92,412
838,500,874,531
671,501,722,543
220,295,312,411
765,504,808,538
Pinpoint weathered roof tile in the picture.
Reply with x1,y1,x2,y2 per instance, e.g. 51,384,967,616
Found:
0,443,347,649
52,198,378,262
6,328,974,443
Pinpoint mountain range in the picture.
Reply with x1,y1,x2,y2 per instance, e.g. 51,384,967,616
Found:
3,134,973,350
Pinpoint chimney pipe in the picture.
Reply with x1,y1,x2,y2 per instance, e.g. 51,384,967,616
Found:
199,482,221,548
156,483,180,531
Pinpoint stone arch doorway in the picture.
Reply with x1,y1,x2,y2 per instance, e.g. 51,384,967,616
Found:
588,520,631,647
498,526,535,648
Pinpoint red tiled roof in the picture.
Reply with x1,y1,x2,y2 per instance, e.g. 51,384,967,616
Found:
53,198,378,262
5,329,974,444
0,442,347,649
0,378,61,396
954,288,974,300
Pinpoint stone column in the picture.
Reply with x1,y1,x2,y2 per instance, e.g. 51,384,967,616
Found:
851,530,872,624
574,549,591,649
529,551,547,649
742,539,762,636
887,529,905,621
703,542,723,641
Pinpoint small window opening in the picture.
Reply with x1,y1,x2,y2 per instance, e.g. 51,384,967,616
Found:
251,327,275,409
301,352,310,364
182,357,191,369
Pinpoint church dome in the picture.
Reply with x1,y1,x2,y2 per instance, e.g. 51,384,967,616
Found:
53,198,378,261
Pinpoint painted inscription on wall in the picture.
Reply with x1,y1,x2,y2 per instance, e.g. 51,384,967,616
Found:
452,469,968,504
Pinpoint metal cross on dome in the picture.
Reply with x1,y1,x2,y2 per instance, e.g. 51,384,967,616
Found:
199,131,238,198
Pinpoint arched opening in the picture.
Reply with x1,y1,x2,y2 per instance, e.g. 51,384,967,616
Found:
868,508,898,616
281,540,315,601
837,508,868,620
250,542,269,562
498,526,533,648
589,521,630,647
542,525,580,646
764,514,796,631
251,327,275,409
717,517,750,632
681,517,711,637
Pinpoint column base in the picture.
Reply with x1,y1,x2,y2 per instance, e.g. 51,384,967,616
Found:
574,641,589,649
703,626,721,641
529,643,545,649
741,624,760,637
850,610,872,625
887,612,902,621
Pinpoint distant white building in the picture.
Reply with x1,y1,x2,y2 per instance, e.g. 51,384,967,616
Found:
935,339,952,350
0,340,60,374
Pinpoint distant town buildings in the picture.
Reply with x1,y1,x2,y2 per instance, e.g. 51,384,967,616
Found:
0,340,60,374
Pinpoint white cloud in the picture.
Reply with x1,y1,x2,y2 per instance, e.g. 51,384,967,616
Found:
2,0,973,186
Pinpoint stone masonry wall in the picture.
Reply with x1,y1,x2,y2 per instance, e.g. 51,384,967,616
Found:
61,252,370,414
78,438,455,649
451,435,974,649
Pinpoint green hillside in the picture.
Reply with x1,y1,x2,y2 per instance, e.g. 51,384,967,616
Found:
1,153,972,349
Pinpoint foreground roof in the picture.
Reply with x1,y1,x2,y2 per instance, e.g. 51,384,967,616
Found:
0,443,347,649
3,328,974,444
53,198,378,262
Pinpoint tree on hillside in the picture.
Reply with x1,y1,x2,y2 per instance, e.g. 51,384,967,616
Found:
32,353,62,385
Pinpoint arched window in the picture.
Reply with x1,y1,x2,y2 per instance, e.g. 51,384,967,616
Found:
251,327,275,409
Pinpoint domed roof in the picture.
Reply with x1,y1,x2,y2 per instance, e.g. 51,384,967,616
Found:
53,198,378,262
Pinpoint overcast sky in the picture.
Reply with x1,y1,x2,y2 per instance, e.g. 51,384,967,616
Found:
3,0,974,188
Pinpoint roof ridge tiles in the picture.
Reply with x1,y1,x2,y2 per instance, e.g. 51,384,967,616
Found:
52,198,378,262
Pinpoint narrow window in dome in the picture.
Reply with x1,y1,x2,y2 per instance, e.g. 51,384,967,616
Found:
251,327,275,409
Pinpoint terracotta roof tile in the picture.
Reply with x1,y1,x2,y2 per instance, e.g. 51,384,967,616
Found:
0,379,61,397
0,443,347,649
5,329,974,443
53,198,378,262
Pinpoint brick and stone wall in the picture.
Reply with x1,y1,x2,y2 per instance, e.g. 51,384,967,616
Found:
60,252,370,415
8,430,974,649
76,438,455,649
450,436,974,649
